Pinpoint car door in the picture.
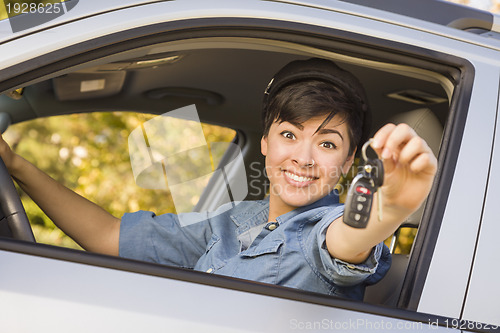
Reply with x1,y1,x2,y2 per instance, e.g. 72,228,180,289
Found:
1,1,499,332
459,69,500,331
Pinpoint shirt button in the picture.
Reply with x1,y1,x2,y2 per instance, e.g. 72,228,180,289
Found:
206,268,214,273
265,221,279,231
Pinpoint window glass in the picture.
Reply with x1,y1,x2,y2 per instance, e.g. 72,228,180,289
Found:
6,112,236,248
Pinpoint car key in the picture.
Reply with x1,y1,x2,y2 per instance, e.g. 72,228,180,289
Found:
343,139,384,228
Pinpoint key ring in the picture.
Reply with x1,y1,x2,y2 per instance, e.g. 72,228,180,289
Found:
361,138,373,162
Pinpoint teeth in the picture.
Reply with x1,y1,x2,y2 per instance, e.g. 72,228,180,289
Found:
285,171,315,182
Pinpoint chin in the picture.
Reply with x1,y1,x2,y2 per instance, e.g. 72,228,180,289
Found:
270,181,331,208
280,193,319,208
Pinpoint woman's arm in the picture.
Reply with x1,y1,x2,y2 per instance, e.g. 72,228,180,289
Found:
1,133,120,255
326,123,437,263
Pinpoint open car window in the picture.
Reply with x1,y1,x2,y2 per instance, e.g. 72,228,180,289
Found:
0,38,455,308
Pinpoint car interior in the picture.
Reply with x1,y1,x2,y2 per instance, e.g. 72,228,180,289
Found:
0,36,452,307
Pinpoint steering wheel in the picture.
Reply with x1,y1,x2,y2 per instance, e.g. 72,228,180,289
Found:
0,156,35,242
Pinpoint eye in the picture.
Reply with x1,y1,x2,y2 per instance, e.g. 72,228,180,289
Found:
280,131,296,140
320,141,337,149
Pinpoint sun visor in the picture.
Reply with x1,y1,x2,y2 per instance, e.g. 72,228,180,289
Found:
53,72,126,101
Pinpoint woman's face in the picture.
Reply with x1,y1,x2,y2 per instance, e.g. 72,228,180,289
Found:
261,114,355,216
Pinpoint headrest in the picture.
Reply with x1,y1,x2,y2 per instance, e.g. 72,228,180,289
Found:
389,108,443,227
390,108,443,157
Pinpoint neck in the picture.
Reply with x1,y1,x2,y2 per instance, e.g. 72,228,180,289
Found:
267,196,296,222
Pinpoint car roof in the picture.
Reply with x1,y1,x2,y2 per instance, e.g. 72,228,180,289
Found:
341,0,500,32
274,0,500,32
1,0,500,39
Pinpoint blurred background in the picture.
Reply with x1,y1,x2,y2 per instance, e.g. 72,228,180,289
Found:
448,0,500,11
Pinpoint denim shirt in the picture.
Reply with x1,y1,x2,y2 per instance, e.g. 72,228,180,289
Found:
119,191,391,300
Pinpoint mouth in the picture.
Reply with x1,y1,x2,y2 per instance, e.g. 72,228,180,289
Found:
283,170,318,184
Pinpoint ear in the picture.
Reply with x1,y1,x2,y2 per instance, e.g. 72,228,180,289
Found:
341,148,356,175
261,136,268,156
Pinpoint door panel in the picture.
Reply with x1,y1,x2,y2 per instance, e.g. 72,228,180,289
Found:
461,68,500,327
0,249,458,332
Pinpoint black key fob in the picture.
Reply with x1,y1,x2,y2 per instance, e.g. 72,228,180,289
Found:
343,139,385,228
343,174,376,228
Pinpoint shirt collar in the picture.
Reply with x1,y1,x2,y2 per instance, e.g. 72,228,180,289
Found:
230,190,340,229
276,190,340,224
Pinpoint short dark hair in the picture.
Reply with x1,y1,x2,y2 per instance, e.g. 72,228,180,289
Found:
262,58,370,156
262,80,363,156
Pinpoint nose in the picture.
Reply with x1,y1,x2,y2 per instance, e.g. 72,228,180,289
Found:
292,144,315,168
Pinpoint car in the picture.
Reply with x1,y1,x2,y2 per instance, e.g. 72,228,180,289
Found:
1,0,500,331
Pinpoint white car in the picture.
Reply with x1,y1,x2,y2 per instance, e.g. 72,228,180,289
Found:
1,0,499,332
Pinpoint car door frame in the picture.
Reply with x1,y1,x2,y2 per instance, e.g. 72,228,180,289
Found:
0,1,496,330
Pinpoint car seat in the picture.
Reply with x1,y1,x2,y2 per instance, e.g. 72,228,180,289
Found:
363,107,443,306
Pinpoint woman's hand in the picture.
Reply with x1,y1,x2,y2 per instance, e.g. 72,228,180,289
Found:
371,123,437,215
0,132,17,172
326,122,437,264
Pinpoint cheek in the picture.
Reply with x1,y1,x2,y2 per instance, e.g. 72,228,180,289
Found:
265,143,288,164
321,166,341,183
265,152,284,174
318,156,346,180
264,147,292,180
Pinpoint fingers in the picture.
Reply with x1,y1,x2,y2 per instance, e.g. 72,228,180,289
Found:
0,133,15,169
372,123,415,160
0,133,8,156
371,123,436,174
371,123,397,154
409,150,437,174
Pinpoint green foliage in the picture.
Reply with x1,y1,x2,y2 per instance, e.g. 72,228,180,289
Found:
6,112,235,249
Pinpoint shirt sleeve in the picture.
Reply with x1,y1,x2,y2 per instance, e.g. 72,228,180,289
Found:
119,210,214,268
312,206,392,287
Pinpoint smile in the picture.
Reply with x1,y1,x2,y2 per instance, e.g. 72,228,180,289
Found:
283,171,318,183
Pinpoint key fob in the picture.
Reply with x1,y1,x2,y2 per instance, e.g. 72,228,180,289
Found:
343,174,376,228
367,158,384,188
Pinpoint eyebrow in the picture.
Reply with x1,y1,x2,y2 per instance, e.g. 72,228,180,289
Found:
283,121,344,141
316,128,344,141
